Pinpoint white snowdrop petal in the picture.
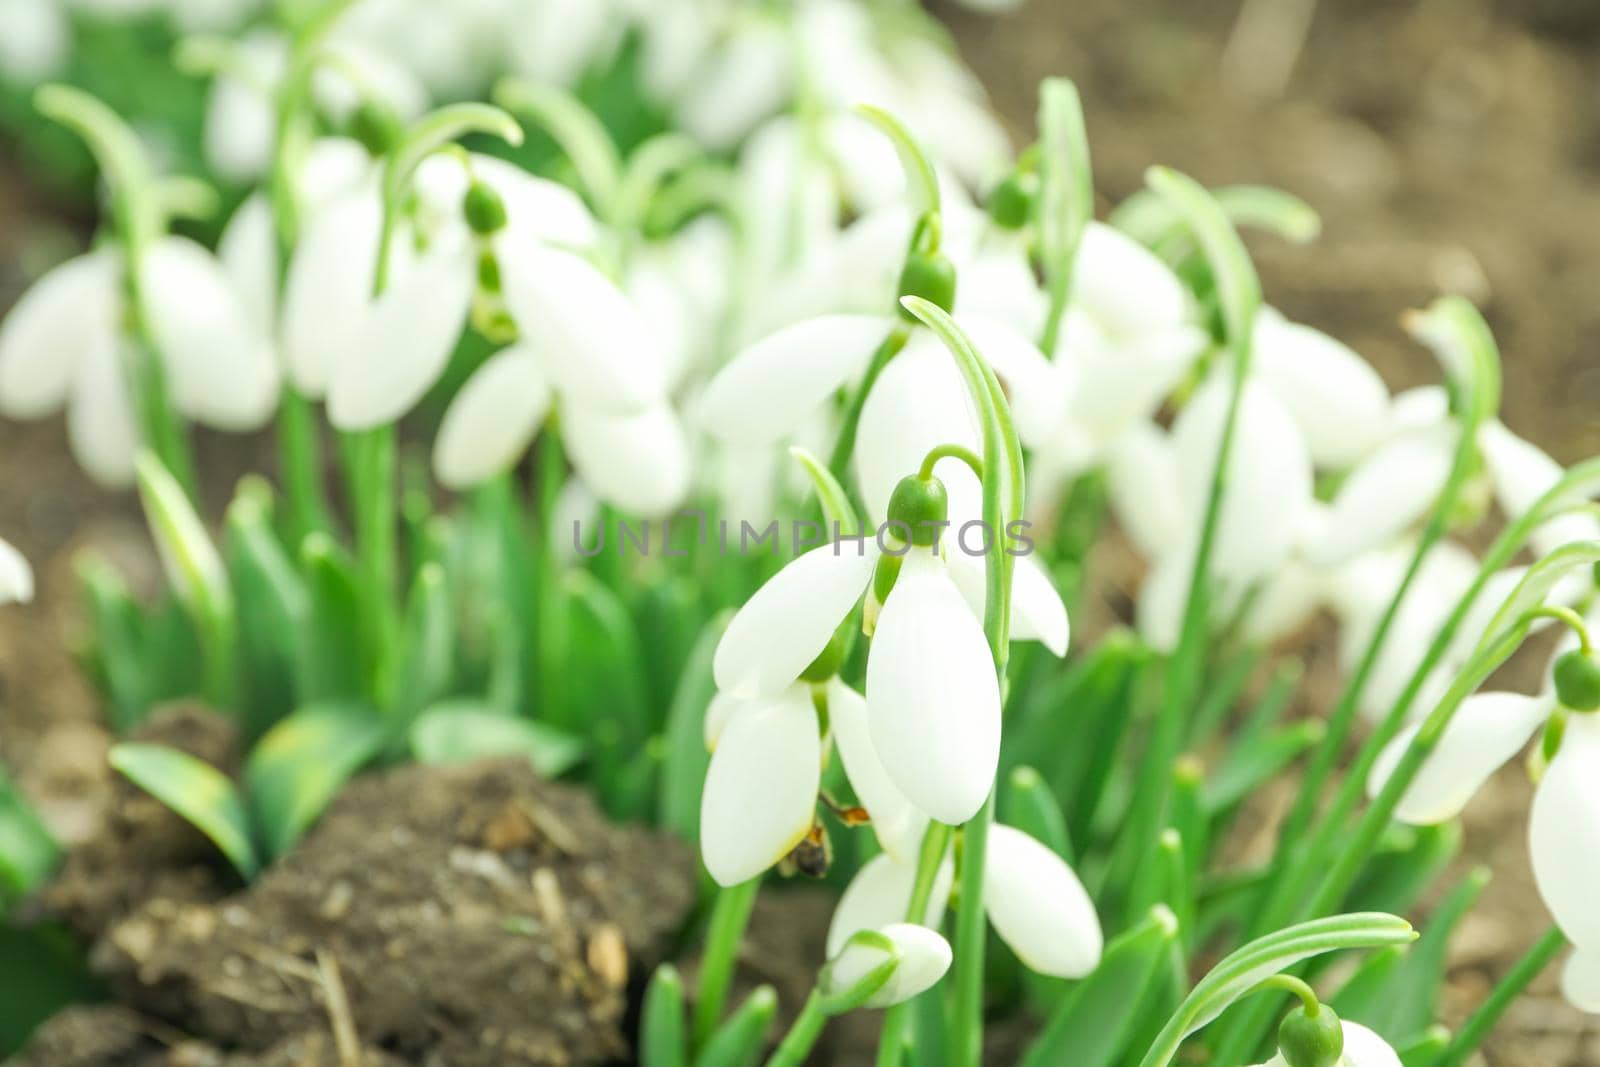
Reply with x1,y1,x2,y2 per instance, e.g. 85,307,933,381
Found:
943,552,1068,657
1136,542,1193,655
1064,321,1206,447
433,346,552,489
298,137,372,210
67,333,139,488
1531,715,1600,949
560,402,692,518
699,686,820,887
1309,424,1458,566
203,32,283,182
0,251,118,418
327,242,474,430
714,543,878,698
1478,420,1565,521
703,692,745,752
826,923,951,1009
675,22,793,150
1369,691,1550,825
142,236,280,430
281,189,383,397
472,154,598,249
0,537,33,605
216,193,279,336
1339,1022,1403,1067
1561,946,1600,1014
855,336,983,529
1071,222,1191,336
826,851,954,958
1252,312,1390,469
0,0,68,82
866,554,1000,824
828,679,928,863
983,824,1103,978
700,315,894,444
1172,378,1312,582
954,313,1061,446
1105,421,1184,559
502,246,665,415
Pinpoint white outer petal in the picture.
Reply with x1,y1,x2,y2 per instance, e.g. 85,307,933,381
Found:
946,552,1069,657
1338,1022,1403,1067
855,335,982,529
866,553,1000,824
1561,946,1600,1014
1136,541,1194,655
983,824,1103,978
433,346,552,489
714,543,877,698
1531,714,1600,949
503,245,665,415
1251,309,1390,469
1172,377,1312,582
955,313,1061,447
1106,421,1183,559
828,679,928,863
0,537,33,604
217,193,278,336
1071,222,1192,336
699,315,893,444
0,250,119,418
560,402,691,518
1062,319,1206,449
1368,691,1550,825
67,333,139,488
825,851,954,958
141,237,280,429
281,188,382,397
1309,424,1457,566
827,923,952,1009
0,0,68,82
326,243,473,430
703,691,744,752
699,685,820,887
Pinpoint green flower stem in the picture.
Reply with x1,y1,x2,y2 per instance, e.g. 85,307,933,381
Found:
876,821,955,1067
1436,925,1567,1067
1529,604,1592,653
693,878,761,1050
918,444,983,483
344,424,398,705
276,386,331,545
828,325,911,486
1254,974,1320,1014
764,989,828,1067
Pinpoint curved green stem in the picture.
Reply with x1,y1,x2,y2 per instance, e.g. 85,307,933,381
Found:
693,878,761,1050
1529,604,1592,654
765,990,828,1067
828,325,910,487
1253,974,1320,1015
918,443,984,483
857,105,941,227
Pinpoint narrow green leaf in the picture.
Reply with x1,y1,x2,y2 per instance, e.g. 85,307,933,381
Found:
245,703,389,858
396,562,454,721
658,613,727,842
1330,945,1411,1025
1203,720,1324,816
409,701,585,778
640,963,688,1067
857,105,940,221
76,554,154,731
299,533,374,704
109,743,259,879
695,985,777,1067
1346,823,1462,919
790,445,861,537
492,79,620,214
0,922,97,1058
1397,1025,1451,1067
1111,184,1320,251
1020,906,1179,1067
225,478,309,738
0,769,56,910
1001,766,1073,864
1354,868,1489,1042
1036,77,1092,353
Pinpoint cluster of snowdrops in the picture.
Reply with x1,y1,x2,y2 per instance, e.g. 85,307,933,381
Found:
1,2,1600,1066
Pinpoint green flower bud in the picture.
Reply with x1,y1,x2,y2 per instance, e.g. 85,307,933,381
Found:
1277,1004,1344,1067
463,180,509,235
886,474,948,547
896,250,957,323
801,618,856,683
349,100,403,158
1554,649,1600,712
986,171,1036,230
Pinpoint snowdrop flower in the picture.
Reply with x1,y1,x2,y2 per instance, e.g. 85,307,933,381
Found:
1309,385,1599,565
0,0,68,84
822,923,952,1010
0,538,33,604
827,823,1102,980
1251,1019,1401,1067
0,239,278,486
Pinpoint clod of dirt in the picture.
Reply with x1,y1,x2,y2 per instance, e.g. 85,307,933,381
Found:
43,705,242,939
46,758,694,1067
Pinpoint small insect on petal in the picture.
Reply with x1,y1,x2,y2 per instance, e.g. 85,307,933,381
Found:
699,686,820,887
983,824,1102,979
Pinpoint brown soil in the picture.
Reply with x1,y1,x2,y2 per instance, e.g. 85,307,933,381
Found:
14,703,695,1067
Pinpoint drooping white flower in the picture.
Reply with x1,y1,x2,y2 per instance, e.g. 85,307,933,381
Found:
983,824,1103,978
0,241,279,486
0,0,68,83
823,922,952,1009
1251,1020,1402,1067
699,684,822,887
1562,945,1600,1014
825,851,955,958
866,551,1001,825
1249,306,1391,470
828,678,929,863
0,537,33,605
1530,712,1600,956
